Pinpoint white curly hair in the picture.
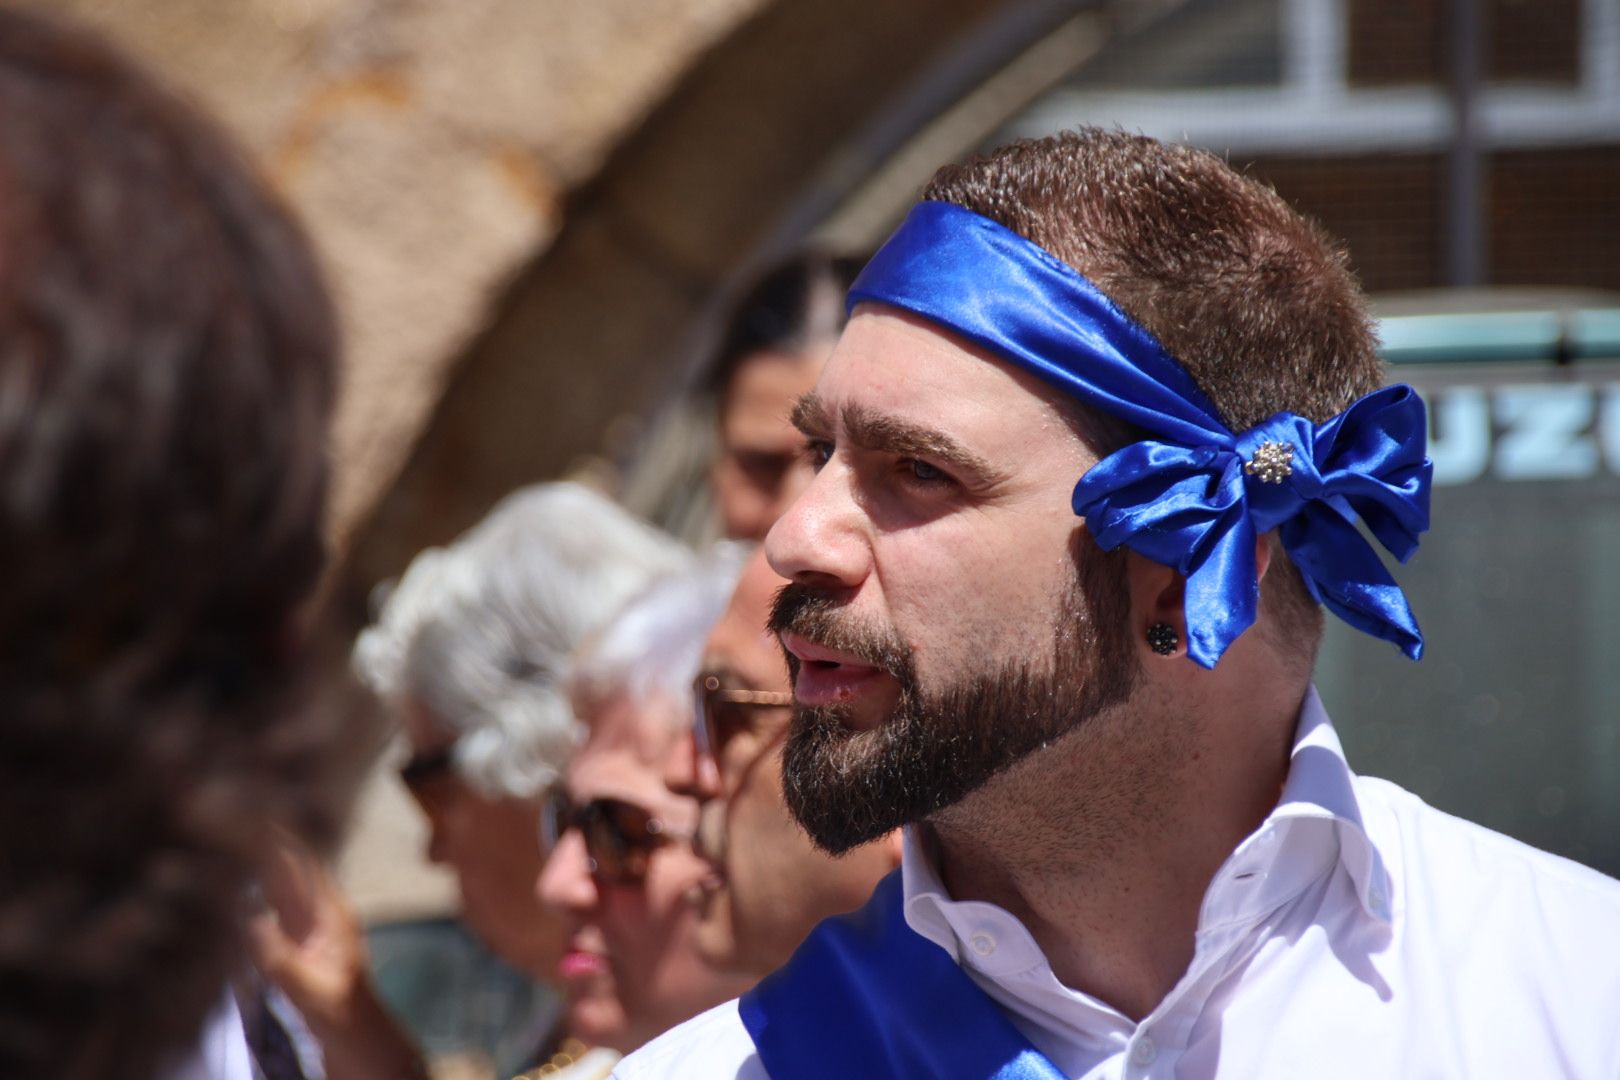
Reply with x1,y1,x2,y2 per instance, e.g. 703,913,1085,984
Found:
353,482,692,798
570,542,752,730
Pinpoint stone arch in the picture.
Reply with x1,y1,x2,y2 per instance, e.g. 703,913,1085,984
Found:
343,0,1100,595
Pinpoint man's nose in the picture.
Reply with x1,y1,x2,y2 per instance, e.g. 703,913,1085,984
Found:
764,454,871,591
536,829,598,911
664,728,720,801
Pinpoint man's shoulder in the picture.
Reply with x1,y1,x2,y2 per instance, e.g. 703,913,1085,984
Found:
1361,774,1620,890
1353,775,1620,1072
611,998,768,1080
1357,774,1620,941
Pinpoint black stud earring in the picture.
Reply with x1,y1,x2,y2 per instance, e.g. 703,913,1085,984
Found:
1146,623,1179,656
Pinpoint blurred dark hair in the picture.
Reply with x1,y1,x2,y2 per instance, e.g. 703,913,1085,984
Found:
0,10,369,1077
705,249,868,400
923,129,1385,666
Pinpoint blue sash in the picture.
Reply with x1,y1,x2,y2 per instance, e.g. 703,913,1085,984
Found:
738,871,1065,1079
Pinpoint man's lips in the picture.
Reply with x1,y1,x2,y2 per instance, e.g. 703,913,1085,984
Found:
779,631,888,706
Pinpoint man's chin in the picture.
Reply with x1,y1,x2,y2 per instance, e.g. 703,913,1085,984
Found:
784,774,964,856
691,893,741,971
780,711,924,855
780,681,1082,854
792,815,899,857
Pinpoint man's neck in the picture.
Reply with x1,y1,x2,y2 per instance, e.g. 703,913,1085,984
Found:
928,679,1302,1021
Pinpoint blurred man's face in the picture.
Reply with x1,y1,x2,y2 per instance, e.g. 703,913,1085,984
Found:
399,701,561,978
712,345,829,541
535,692,750,1053
682,550,895,975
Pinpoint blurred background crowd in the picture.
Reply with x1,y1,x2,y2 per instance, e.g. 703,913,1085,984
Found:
1,0,1616,1077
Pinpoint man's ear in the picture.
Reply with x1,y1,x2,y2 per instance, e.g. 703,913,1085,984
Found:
1255,532,1275,585
882,829,903,869
1124,536,1274,659
1125,550,1185,653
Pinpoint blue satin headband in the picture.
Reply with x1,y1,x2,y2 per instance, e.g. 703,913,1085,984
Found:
848,200,1432,668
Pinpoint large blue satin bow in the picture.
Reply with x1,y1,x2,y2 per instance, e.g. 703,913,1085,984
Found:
849,201,1433,668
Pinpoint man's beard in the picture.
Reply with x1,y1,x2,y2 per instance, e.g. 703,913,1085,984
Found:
767,544,1138,855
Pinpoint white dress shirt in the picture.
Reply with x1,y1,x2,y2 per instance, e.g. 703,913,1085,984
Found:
616,687,1620,1078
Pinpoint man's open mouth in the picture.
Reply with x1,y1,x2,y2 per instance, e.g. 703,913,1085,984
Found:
778,631,890,707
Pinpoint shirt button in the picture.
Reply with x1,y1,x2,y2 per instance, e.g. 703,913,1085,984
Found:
1130,1034,1157,1067
968,932,995,957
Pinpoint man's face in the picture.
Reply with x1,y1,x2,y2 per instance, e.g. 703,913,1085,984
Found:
712,345,829,541
686,550,896,975
534,692,749,1053
763,306,1138,852
399,701,561,977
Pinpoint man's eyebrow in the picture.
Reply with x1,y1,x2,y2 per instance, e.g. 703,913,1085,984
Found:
789,392,831,437
843,404,1005,487
790,391,1007,487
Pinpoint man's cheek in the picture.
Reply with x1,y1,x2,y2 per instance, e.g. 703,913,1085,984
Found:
719,740,762,800
725,783,770,855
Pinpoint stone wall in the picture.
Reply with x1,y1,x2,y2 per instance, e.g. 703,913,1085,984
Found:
344,0,1079,589
30,0,767,559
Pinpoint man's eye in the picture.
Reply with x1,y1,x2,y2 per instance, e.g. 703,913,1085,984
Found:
904,459,948,485
734,450,795,485
804,439,833,469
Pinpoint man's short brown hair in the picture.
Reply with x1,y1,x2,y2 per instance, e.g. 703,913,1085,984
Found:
922,128,1386,662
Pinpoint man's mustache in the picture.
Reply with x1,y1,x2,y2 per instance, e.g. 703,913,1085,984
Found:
767,582,914,679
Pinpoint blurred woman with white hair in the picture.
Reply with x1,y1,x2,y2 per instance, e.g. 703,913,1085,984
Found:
255,482,691,1078
353,482,691,976
536,543,756,1071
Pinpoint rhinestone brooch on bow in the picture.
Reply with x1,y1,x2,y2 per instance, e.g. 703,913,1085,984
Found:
1243,441,1296,484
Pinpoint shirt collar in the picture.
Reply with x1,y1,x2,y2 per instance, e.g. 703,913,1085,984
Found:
902,684,1394,961
1271,684,1394,924
901,817,964,959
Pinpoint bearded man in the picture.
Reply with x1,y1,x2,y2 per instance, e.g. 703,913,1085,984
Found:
615,129,1620,1079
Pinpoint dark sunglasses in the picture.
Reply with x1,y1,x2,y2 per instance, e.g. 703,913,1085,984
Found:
398,747,455,789
540,791,689,884
692,672,794,758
